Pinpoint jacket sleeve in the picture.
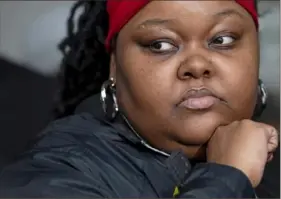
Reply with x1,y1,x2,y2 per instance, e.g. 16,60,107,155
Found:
0,119,116,197
177,163,256,198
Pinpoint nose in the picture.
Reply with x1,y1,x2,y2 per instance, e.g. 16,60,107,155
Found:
177,54,214,80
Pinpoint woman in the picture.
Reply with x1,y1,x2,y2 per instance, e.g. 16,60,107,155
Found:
0,0,278,198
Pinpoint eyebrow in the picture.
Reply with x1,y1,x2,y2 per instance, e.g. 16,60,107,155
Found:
137,9,245,29
137,19,173,30
214,9,245,20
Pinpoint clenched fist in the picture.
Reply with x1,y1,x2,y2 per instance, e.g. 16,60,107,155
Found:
207,119,279,188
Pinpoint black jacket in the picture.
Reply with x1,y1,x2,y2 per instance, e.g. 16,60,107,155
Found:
0,94,255,198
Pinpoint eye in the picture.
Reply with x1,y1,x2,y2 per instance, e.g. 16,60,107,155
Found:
210,35,236,47
149,40,177,53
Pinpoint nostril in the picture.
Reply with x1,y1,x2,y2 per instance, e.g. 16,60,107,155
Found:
203,70,210,76
184,72,193,77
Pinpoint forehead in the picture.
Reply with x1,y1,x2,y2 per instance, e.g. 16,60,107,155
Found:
126,1,253,28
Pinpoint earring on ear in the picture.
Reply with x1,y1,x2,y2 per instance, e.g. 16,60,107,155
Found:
100,77,119,120
253,79,268,118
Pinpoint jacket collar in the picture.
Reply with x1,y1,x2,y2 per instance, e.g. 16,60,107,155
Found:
75,94,170,157
75,94,196,193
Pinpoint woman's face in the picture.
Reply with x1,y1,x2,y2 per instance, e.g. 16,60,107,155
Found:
110,1,259,158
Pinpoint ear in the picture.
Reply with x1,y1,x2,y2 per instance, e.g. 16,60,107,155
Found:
109,53,117,81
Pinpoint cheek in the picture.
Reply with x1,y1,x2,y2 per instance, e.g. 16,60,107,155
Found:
115,53,178,116
216,56,258,116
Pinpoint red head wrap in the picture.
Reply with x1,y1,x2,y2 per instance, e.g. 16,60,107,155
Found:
105,0,258,51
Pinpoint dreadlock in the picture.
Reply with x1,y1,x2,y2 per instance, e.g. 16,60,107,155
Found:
53,0,110,119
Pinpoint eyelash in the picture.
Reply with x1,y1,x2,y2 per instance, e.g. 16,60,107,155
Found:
208,34,238,49
142,39,178,54
142,34,239,54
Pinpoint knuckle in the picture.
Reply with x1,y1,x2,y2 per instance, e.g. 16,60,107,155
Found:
240,119,254,126
215,125,224,132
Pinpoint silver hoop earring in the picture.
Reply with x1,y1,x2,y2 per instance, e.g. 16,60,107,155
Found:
259,79,268,106
253,79,268,118
100,78,119,120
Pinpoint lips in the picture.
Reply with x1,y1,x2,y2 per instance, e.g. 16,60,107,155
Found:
179,88,221,110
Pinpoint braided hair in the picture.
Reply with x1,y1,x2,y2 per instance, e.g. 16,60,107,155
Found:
53,1,111,119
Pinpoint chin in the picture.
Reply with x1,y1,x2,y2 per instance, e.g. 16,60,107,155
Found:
175,110,231,145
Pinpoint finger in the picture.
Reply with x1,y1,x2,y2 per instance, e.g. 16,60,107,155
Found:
267,153,274,162
267,128,279,152
251,122,278,152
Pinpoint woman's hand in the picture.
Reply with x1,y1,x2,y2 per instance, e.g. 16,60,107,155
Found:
207,119,279,188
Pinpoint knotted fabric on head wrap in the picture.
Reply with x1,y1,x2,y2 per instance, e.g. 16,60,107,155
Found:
105,0,258,51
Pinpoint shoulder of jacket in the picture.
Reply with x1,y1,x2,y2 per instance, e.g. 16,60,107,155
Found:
33,113,117,150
